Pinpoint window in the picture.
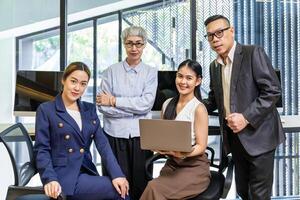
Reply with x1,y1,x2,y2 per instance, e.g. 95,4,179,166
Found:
18,29,60,71
122,0,191,70
68,21,94,103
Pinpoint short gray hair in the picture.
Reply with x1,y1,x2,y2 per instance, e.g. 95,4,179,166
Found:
121,26,148,44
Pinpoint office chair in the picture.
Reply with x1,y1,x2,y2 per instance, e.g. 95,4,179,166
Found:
145,140,234,200
0,123,65,200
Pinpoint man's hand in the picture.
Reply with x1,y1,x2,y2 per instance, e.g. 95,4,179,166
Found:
226,113,249,133
44,181,61,199
112,177,129,199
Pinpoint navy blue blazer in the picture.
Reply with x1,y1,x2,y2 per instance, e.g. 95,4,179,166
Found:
34,95,124,195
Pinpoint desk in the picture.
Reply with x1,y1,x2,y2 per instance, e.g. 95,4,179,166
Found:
279,115,300,132
152,111,300,134
208,115,300,134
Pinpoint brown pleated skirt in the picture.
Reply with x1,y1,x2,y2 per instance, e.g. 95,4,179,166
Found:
140,154,211,200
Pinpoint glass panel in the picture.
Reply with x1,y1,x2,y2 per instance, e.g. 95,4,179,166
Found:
122,0,190,71
18,29,60,71
96,14,119,106
196,0,234,98
97,15,119,73
67,21,94,103
67,22,93,66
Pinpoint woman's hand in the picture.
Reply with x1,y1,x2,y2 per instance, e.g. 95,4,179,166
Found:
44,181,62,199
167,151,188,159
155,150,188,159
112,177,129,199
153,150,170,155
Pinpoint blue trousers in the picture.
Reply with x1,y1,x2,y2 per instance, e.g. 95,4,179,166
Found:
16,174,129,200
67,173,129,200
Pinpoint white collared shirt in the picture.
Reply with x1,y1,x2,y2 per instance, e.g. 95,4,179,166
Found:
216,41,237,117
98,60,158,138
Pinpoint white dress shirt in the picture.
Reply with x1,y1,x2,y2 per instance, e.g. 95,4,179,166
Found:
216,41,237,117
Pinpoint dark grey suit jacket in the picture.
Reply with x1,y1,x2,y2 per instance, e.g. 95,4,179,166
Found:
203,43,285,156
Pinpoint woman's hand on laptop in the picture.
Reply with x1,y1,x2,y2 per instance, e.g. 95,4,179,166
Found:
169,151,188,159
153,150,168,155
154,150,172,156
155,150,188,159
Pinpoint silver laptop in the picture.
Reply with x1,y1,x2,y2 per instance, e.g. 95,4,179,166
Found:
139,119,192,152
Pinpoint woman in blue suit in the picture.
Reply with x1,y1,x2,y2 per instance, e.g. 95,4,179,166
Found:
34,62,129,200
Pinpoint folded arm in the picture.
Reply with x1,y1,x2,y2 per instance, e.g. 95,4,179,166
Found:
97,105,134,118
97,69,134,118
98,67,158,116
115,68,158,114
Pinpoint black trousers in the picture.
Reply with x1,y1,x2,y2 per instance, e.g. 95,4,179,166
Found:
102,132,153,200
226,126,275,200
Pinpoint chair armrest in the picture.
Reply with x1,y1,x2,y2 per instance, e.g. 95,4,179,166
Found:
6,186,66,200
6,185,44,200
221,156,234,198
145,153,167,180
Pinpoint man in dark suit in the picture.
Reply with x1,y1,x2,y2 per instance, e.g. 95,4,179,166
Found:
202,15,285,200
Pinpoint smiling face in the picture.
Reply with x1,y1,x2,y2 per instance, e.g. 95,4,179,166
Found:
124,36,145,66
175,65,201,97
61,70,89,104
206,18,235,59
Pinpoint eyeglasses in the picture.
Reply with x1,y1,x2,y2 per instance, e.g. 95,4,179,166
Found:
204,27,230,42
124,42,144,48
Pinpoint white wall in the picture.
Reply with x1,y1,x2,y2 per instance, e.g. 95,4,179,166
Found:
0,38,15,123
0,0,120,32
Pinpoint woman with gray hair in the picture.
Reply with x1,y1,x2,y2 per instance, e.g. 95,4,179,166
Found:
97,26,158,200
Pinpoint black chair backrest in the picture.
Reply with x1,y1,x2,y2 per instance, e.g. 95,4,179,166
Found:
0,123,36,186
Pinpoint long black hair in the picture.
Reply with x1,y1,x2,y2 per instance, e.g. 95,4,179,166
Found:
163,59,203,120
